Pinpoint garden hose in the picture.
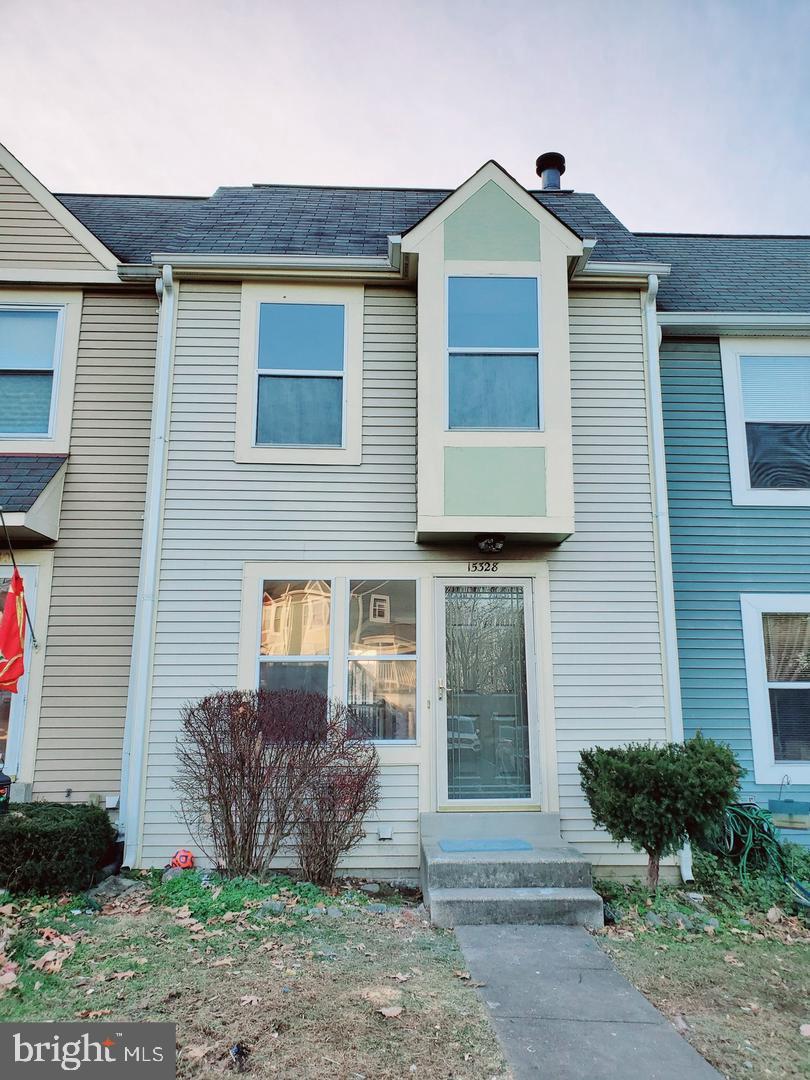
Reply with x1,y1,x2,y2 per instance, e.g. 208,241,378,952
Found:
718,802,810,909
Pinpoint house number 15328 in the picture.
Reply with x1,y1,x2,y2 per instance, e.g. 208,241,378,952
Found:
467,561,499,572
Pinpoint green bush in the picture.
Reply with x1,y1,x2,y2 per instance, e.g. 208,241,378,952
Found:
579,733,742,888
0,802,115,895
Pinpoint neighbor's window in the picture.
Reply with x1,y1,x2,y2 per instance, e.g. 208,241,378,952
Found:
447,276,541,430
347,579,417,740
259,579,331,696
0,308,60,436
740,355,810,489
722,340,810,505
761,612,810,763
255,303,345,447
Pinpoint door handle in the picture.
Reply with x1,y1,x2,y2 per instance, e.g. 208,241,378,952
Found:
438,679,453,700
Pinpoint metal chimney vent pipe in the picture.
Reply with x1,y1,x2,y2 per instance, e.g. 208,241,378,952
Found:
536,151,566,190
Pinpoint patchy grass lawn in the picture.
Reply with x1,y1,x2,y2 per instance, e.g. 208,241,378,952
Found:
595,880,810,1080
0,874,508,1079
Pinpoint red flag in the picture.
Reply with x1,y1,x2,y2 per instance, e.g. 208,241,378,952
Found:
0,569,25,693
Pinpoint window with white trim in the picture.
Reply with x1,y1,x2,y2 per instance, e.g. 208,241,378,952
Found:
256,303,345,447
721,338,810,506
255,575,417,741
741,594,810,783
447,276,542,430
236,283,363,466
0,308,62,437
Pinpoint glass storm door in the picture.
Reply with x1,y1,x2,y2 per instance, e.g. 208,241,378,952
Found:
437,580,535,802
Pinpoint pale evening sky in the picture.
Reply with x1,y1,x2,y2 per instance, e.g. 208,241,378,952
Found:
2,0,809,235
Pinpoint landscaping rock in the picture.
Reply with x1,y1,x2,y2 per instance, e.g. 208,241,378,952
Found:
739,918,752,928
88,875,143,902
705,917,720,930
367,903,387,914
161,867,186,883
259,900,286,916
644,912,664,928
683,891,708,912
361,883,380,895
327,907,343,918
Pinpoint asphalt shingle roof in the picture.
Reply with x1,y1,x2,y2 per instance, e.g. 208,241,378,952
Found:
638,233,810,313
56,184,810,313
56,185,657,265
0,455,67,513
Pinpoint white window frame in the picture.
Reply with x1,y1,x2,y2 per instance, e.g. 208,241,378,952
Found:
0,564,37,776
721,336,810,507
741,593,810,784
346,577,419,745
255,578,335,698
236,282,364,466
445,273,544,433
0,291,81,454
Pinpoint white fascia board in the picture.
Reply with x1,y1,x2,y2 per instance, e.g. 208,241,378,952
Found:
0,267,123,285
0,142,120,272
150,252,396,272
659,312,810,334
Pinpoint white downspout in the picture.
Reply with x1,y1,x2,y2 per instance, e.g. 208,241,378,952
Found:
119,265,175,866
643,274,693,881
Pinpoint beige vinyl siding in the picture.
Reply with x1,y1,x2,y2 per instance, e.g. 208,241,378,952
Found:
33,291,157,798
548,291,667,872
142,284,422,866
140,282,667,873
0,165,105,272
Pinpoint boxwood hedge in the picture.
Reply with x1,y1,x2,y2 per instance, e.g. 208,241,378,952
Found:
0,802,116,895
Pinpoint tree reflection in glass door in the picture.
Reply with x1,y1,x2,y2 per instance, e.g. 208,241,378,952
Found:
444,584,531,800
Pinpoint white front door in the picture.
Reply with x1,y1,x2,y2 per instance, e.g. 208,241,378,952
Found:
435,578,539,805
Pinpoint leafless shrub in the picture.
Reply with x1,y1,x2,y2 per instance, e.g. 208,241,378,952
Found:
292,702,380,887
176,689,329,876
175,690,379,881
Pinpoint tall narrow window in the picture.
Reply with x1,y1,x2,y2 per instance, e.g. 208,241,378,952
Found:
256,303,345,447
259,580,331,695
0,309,60,436
347,579,417,740
447,277,541,430
740,355,810,489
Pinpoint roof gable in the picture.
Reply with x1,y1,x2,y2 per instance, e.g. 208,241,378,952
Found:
401,161,582,258
0,143,119,275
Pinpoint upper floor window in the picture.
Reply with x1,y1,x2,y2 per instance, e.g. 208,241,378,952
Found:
256,303,345,447
0,308,61,437
447,276,541,430
721,338,810,506
236,283,363,466
741,594,810,784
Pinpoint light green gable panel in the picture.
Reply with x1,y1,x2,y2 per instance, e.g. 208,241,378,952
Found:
444,181,541,261
444,447,546,516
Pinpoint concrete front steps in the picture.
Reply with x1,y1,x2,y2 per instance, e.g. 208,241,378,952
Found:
420,812,604,929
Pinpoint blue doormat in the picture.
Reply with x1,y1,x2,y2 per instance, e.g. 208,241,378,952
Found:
438,838,533,853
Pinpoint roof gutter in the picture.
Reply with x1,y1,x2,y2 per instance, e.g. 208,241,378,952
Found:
119,264,176,866
642,273,692,881
658,312,810,334
151,252,398,272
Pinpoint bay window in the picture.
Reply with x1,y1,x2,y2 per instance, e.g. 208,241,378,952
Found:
447,276,541,430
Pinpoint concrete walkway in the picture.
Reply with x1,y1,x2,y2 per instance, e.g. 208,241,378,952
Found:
455,925,722,1079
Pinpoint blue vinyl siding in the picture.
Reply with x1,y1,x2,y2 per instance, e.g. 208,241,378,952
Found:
660,337,810,845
